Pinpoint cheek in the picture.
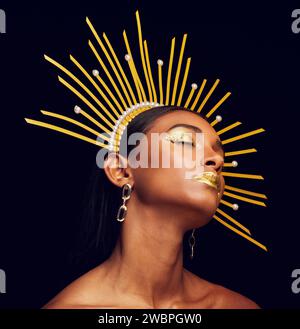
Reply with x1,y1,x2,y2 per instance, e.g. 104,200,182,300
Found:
132,166,220,224
132,166,187,204
131,143,220,213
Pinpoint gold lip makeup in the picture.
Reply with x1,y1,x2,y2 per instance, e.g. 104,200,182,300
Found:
192,171,220,191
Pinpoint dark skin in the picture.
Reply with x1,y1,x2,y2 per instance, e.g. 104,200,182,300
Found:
44,111,260,309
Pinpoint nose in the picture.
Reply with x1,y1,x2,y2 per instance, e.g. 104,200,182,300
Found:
205,151,224,173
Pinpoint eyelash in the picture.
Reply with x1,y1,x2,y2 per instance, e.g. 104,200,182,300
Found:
174,140,195,147
165,133,195,146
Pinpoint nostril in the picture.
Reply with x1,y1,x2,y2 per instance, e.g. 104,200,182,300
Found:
206,160,216,167
206,159,223,172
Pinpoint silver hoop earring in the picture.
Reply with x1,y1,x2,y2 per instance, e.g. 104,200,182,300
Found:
189,229,196,259
116,183,132,222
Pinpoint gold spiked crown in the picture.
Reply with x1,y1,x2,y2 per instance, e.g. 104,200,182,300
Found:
25,10,268,252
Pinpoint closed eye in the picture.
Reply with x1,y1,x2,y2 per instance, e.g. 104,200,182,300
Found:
165,132,195,146
174,140,195,146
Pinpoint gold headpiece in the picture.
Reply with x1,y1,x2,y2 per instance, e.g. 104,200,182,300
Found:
25,11,268,252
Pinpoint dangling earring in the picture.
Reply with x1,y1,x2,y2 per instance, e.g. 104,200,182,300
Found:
189,228,196,259
116,183,132,222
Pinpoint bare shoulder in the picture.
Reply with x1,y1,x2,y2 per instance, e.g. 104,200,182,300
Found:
43,263,110,309
211,284,260,309
185,270,260,309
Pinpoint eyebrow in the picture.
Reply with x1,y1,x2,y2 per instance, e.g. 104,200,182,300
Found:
167,123,203,133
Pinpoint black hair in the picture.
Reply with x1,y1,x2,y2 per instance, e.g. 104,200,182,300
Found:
70,106,206,273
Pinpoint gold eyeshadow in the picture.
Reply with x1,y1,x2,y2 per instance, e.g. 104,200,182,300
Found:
165,127,195,145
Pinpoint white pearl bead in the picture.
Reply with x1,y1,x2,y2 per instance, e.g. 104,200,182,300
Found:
125,54,131,61
157,59,163,66
216,115,222,122
191,83,198,90
92,69,99,76
74,105,81,114
232,161,238,167
232,204,239,211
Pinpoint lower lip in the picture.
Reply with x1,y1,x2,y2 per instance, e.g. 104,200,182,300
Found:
192,176,218,190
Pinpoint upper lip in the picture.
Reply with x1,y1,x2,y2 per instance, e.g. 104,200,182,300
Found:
192,171,221,191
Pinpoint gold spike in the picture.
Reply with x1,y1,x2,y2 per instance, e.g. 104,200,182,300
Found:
206,92,231,118
223,191,267,207
165,37,176,105
217,121,242,136
225,148,257,157
69,55,120,118
96,45,133,106
210,115,222,127
24,118,108,148
77,107,111,132
190,79,207,111
224,185,267,199
158,61,164,104
123,30,147,102
44,54,117,124
210,119,219,127
171,34,188,105
40,110,110,142
222,128,265,145
144,40,157,103
86,17,133,107
213,215,267,252
93,74,125,113
135,11,153,102
216,208,251,235
221,172,264,180
220,199,237,210
223,162,237,167
127,57,143,103
103,32,138,105
58,76,113,132
197,79,220,113
184,86,196,108
177,58,191,106
88,40,128,109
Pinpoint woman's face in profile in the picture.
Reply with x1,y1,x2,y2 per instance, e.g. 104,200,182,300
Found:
129,110,225,230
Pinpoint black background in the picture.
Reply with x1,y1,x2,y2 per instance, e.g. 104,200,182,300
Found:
0,0,299,309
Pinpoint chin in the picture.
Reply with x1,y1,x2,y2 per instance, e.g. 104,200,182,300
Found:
178,187,220,228
186,195,219,228
197,210,216,228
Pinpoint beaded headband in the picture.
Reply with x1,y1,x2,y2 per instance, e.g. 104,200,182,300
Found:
25,11,268,252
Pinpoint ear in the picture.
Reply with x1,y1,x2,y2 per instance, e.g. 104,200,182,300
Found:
104,152,134,188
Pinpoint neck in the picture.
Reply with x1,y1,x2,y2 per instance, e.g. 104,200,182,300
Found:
105,194,188,308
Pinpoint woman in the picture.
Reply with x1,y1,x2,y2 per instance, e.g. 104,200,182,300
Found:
43,106,260,309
